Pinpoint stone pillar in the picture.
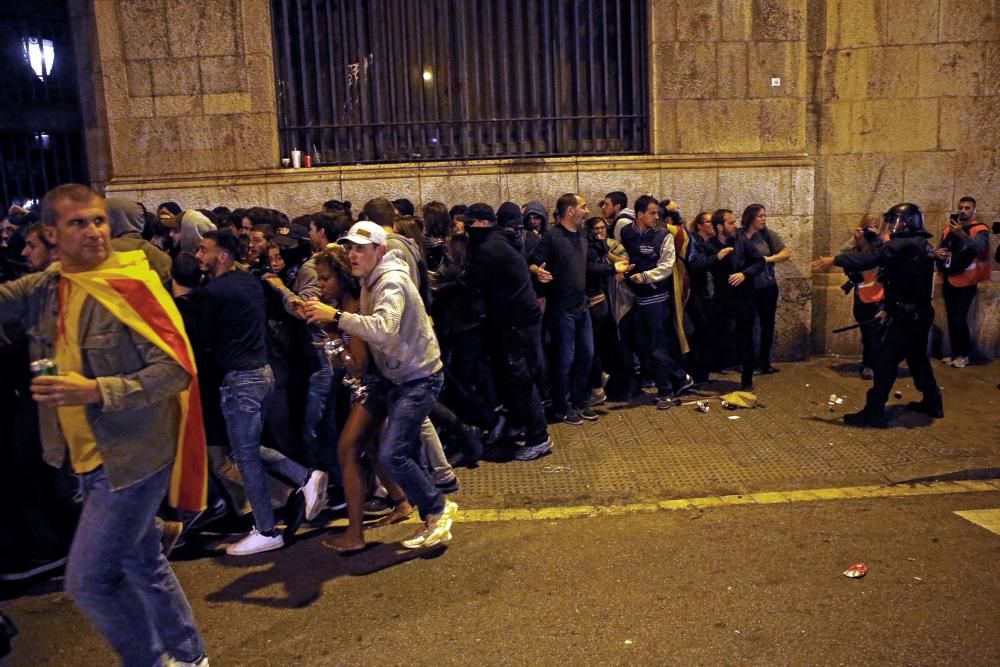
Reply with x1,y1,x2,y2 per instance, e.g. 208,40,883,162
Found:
92,0,279,179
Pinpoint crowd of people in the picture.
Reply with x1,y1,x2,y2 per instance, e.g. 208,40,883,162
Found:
1,182,994,665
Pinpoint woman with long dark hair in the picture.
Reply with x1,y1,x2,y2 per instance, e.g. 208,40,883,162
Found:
742,204,791,374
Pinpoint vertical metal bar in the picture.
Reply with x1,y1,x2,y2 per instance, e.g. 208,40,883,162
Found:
309,0,322,161
632,0,643,152
541,0,553,153
470,0,483,154
337,0,353,163
397,0,414,157
323,0,336,163
456,0,472,158
615,0,625,151
496,0,510,152
353,1,370,161
279,0,296,158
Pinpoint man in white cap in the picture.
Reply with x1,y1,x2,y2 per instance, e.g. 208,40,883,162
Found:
304,221,457,548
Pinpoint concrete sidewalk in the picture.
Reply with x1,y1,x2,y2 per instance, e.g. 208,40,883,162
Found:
455,357,1000,508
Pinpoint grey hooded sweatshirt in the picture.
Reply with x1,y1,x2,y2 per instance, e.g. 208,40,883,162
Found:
106,197,172,285
337,249,442,384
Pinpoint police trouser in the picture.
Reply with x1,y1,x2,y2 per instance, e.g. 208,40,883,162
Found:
866,306,939,416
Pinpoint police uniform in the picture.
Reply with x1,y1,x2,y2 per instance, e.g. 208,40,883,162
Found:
832,203,943,427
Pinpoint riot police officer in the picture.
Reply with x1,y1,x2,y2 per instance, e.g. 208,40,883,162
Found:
811,203,943,428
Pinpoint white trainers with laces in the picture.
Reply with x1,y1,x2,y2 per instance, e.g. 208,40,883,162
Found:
401,500,457,549
951,356,969,368
226,528,284,556
166,655,210,667
302,470,329,521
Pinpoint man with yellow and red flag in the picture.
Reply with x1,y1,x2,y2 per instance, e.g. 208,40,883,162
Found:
0,184,209,667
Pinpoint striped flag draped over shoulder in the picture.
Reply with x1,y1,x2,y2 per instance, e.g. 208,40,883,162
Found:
59,250,207,512
668,223,691,355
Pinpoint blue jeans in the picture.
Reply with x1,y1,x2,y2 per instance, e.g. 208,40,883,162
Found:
65,466,204,666
302,359,342,475
633,299,686,396
552,309,594,413
220,365,309,534
377,372,445,520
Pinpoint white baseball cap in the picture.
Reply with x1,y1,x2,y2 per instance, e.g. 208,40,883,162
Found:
338,220,387,246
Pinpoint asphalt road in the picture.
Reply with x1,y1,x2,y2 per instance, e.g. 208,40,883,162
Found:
5,489,1000,665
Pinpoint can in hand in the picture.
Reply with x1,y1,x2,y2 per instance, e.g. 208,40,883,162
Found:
30,358,59,376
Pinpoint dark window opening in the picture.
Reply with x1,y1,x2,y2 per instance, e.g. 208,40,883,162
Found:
271,0,648,165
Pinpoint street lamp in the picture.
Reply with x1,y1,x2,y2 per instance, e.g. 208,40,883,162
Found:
22,37,55,80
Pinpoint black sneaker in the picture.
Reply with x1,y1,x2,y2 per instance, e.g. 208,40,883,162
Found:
326,485,348,512
674,374,695,396
283,490,306,542
562,410,583,426
843,410,888,428
906,397,944,419
436,476,460,494
577,407,599,421
362,496,393,517
655,396,673,410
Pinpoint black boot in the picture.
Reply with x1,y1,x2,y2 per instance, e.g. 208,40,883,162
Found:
906,394,944,418
843,409,888,429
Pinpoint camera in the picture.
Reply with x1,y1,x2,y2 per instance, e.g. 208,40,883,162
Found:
861,226,880,242
840,271,864,295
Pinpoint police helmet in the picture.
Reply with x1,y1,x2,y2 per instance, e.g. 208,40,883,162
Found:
883,202,927,237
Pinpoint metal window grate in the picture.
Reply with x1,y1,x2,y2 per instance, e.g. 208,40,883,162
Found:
271,0,648,165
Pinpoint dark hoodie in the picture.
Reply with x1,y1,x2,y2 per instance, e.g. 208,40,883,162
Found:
106,198,173,285
465,226,541,328
522,200,548,259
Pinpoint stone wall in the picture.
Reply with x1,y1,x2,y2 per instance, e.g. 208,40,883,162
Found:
809,0,1000,356
89,0,999,359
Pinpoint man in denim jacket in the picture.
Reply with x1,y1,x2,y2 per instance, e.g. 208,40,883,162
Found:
0,184,208,666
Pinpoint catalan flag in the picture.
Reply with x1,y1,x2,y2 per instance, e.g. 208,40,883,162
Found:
59,250,207,512
667,223,691,355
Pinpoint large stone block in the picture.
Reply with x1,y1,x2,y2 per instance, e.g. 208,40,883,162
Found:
885,0,938,45
501,170,579,206
902,152,956,215
852,98,938,153
940,96,1000,151
752,0,806,41
985,45,1000,96
266,180,343,217
917,44,985,98
676,101,763,153
118,0,168,61
125,60,152,97
718,167,792,215
717,43,749,98
791,167,814,215
815,101,854,154
229,113,280,170
720,0,753,41
150,57,200,96
245,55,278,113
653,43,717,100
165,0,239,58
940,0,1000,42
577,168,661,210
824,48,869,102
200,56,247,95
775,275,812,359
203,93,252,115
664,168,719,213
342,174,423,211
953,150,1000,213
241,0,273,55
154,95,200,117
769,214,812,273
678,0,720,41
652,100,679,154
866,45,920,99
748,41,806,98
419,170,503,209
650,0,678,43
109,117,183,176
759,98,805,152
822,153,904,215
822,0,884,49
93,0,122,62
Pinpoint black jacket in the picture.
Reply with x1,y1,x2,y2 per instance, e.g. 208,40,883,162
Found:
835,233,935,312
709,235,766,303
465,228,541,328
530,224,588,314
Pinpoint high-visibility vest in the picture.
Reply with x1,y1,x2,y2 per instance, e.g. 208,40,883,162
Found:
943,223,992,287
857,269,884,303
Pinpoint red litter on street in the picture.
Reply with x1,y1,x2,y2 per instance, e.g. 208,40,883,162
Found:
843,562,868,578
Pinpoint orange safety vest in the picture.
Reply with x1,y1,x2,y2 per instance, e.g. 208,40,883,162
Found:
857,269,884,304
943,222,992,287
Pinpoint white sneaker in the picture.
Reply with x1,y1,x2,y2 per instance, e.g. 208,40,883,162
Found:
301,470,329,521
166,656,210,667
951,356,969,368
401,501,457,549
226,528,284,556
941,356,952,365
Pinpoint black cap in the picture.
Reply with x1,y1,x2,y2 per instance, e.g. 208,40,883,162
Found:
462,202,496,224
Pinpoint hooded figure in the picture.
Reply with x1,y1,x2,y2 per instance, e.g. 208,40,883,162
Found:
497,201,526,252
106,197,173,285
521,200,549,259
175,210,217,254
